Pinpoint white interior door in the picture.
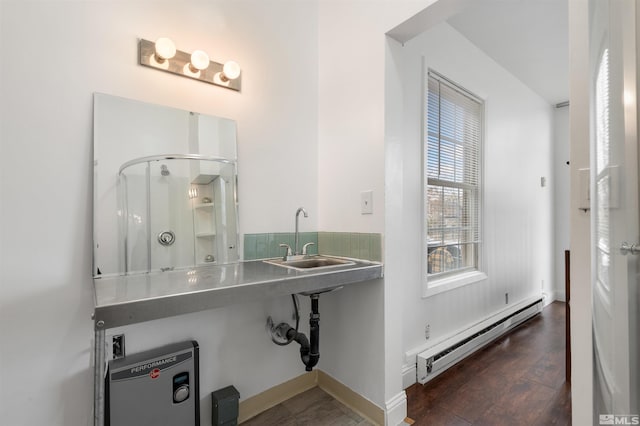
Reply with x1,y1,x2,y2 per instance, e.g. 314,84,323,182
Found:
590,0,639,417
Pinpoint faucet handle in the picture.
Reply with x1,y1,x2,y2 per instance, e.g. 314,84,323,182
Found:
302,242,315,256
279,243,293,260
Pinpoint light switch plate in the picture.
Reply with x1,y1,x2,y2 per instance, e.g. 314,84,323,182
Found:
361,190,373,214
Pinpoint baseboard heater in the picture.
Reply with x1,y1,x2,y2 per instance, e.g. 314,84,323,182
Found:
417,298,543,384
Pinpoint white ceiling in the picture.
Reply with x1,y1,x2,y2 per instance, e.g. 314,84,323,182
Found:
446,0,569,105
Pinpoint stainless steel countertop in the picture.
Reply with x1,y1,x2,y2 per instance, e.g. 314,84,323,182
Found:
93,257,383,329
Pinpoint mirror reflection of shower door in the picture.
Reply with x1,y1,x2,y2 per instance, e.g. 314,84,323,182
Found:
214,163,238,264
119,156,238,273
119,162,150,274
149,160,196,272
590,0,639,417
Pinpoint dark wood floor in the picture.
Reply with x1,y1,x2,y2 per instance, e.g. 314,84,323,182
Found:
406,301,571,426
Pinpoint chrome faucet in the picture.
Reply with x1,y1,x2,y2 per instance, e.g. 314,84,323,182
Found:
294,207,308,255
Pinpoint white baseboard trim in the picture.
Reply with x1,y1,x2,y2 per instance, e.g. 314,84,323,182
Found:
401,363,416,389
385,391,407,426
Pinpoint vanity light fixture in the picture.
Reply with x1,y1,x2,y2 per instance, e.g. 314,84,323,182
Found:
139,38,241,91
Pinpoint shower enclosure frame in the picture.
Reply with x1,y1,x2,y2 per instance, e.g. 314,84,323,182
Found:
118,153,238,274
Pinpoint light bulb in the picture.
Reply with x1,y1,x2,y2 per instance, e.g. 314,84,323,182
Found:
221,61,241,81
189,50,210,72
154,37,176,62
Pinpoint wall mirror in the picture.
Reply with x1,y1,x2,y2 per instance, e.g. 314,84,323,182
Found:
93,93,239,277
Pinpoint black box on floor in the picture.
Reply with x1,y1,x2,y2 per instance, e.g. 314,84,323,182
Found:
211,385,240,426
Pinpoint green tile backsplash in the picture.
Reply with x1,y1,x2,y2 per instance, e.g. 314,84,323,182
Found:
244,232,318,260
244,232,382,262
318,232,382,262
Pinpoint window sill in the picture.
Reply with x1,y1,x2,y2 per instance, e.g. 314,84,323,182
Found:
423,270,487,298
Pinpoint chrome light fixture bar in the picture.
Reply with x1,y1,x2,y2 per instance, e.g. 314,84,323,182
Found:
138,38,241,91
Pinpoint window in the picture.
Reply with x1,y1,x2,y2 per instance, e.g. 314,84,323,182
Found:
425,70,483,285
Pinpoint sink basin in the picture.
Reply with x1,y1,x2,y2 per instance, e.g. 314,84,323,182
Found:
264,256,355,271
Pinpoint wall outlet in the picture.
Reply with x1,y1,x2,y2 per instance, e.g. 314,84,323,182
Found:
361,190,373,215
425,324,430,340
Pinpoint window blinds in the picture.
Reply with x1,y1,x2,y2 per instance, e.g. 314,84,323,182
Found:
426,71,483,274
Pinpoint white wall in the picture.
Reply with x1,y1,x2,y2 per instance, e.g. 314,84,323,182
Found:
0,1,320,424
553,106,570,301
386,22,554,377
316,2,437,422
317,0,434,234
568,0,593,423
